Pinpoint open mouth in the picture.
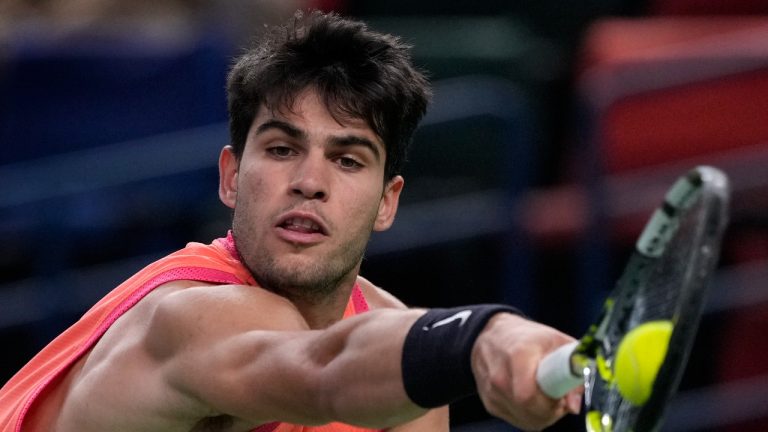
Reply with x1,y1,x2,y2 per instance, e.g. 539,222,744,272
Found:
278,216,327,236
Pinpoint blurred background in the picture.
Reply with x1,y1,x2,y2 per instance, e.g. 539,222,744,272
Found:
1,0,768,430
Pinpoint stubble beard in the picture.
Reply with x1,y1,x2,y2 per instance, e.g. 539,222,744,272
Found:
249,247,362,304
232,208,375,305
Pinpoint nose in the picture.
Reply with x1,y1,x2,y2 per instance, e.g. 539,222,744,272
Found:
289,153,329,201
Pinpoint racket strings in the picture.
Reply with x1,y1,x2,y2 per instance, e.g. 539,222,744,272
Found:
588,181,724,432
636,201,707,322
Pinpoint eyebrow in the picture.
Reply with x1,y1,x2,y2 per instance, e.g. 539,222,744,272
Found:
254,120,306,140
330,135,382,162
255,119,382,162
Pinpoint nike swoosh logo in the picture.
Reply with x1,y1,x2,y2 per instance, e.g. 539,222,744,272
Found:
422,310,473,331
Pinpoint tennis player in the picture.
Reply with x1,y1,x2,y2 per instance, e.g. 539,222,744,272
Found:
0,11,581,432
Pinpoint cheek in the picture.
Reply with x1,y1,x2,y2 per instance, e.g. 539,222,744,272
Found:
239,165,272,197
235,171,271,220
343,183,385,226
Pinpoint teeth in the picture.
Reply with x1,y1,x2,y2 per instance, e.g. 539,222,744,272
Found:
285,217,321,232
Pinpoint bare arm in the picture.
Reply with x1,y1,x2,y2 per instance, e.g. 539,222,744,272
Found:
145,283,579,430
357,277,450,432
146,284,427,428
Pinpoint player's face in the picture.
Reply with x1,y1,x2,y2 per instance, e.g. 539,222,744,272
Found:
218,88,403,300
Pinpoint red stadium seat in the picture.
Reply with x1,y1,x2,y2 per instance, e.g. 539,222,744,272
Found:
523,17,768,246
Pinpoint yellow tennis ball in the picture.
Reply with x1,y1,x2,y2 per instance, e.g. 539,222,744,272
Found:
614,320,673,406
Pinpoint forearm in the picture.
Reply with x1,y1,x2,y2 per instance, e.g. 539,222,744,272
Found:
310,309,428,427
166,308,428,428
150,286,430,427
309,305,522,427
156,290,576,431
271,306,523,427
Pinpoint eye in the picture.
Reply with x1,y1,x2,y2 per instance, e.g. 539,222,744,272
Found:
337,156,364,170
267,146,297,158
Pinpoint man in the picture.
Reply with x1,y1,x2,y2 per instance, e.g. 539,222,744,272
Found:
0,11,581,432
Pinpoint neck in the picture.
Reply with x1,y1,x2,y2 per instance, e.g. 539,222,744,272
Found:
267,269,359,329
291,282,354,329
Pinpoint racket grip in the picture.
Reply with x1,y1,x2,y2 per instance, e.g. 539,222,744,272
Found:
536,341,582,399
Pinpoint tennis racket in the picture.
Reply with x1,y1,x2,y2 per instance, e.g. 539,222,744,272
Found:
535,166,730,432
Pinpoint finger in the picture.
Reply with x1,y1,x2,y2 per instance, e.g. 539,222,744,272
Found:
566,390,582,415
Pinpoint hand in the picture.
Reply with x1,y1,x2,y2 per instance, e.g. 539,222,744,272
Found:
470,313,583,431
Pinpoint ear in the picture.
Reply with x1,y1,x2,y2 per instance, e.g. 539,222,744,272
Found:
218,145,239,209
373,175,404,232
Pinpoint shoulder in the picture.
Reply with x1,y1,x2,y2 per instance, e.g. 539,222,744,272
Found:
60,281,311,430
144,280,309,359
356,275,408,311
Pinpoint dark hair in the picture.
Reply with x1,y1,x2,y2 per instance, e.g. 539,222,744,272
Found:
226,10,431,180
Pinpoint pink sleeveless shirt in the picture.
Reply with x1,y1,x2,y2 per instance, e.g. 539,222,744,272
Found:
0,233,378,432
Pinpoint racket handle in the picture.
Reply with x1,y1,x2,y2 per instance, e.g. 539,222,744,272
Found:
536,341,583,399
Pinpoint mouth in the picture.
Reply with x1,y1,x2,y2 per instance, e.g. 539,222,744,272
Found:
275,212,329,244
279,216,326,235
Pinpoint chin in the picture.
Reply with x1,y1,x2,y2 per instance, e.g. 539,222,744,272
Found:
264,255,358,299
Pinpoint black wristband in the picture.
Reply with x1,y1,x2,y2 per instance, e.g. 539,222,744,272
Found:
401,304,522,408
